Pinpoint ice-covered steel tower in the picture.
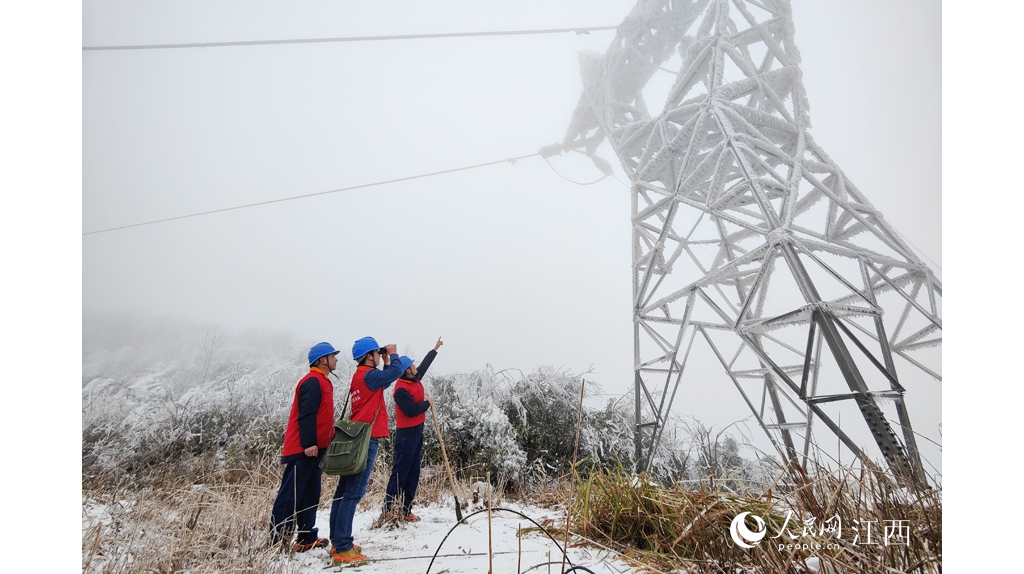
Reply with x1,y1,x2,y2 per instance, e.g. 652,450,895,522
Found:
562,0,940,481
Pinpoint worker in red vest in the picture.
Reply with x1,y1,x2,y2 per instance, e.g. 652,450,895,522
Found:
329,336,403,565
384,336,443,521
269,342,340,551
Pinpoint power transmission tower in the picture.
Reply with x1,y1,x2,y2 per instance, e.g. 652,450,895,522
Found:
562,0,940,483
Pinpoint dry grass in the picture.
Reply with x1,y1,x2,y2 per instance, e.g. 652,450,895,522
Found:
83,448,940,574
362,455,454,530
568,462,941,573
82,453,296,573
82,451,464,573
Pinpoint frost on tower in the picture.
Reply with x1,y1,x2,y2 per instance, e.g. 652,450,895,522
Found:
562,0,940,482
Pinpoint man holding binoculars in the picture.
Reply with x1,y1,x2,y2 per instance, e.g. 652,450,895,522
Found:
328,337,403,565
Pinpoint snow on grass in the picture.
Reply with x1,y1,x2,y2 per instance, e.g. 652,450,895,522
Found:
83,493,641,573
288,501,635,573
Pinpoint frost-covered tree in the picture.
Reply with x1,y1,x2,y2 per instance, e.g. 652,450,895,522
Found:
425,367,526,486
82,313,349,479
686,421,777,491
83,314,765,492
503,367,588,478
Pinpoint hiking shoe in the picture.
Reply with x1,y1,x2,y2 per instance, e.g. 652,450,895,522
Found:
329,545,361,554
332,547,367,564
293,537,329,552
405,514,421,522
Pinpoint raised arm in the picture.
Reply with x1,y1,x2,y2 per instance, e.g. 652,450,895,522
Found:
365,344,403,390
414,337,443,382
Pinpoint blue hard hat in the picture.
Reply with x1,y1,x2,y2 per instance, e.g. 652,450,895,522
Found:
352,336,381,360
399,356,415,373
308,342,340,366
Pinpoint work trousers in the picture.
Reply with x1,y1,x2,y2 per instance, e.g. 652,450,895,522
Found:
328,438,379,552
384,426,424,515
270,454,324,545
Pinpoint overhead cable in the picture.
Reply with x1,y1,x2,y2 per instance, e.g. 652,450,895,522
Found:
541,147,616,186
83,26,618,51
542,157,606,185
83,150,549,236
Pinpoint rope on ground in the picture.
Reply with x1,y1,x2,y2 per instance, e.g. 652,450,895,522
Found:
522,562,600,574
358,549,544,563
424,506,574,574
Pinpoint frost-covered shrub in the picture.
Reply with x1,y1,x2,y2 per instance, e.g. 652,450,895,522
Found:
425,367,526,486
503,367,585,477
583,397,637,470
82,314,356,481
83,314,765,492
685,421,779,491
424,365,695,488
503,367,641,480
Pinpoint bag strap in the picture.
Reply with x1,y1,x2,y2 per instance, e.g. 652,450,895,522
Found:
340,389,383,423
330,371,351,420
340,392,351,420
333,369,383,422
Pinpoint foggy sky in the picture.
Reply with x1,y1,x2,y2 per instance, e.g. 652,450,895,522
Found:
6,0,1021,567
80,0,941,471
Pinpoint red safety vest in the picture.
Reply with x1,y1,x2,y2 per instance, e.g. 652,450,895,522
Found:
282,368,335,457
393,378,426,428
350,365,390,438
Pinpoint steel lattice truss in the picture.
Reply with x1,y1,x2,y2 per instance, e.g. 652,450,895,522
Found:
562,0,940,481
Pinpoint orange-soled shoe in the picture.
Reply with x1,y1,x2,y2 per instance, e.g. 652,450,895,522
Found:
329,545,361,554
293,537,329,552
331,546,367,564
405,514,421,522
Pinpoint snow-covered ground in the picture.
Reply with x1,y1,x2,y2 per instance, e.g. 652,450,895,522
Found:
83,495,640,573
276,502,636,573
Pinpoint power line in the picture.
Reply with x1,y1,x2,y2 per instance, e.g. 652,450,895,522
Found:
83,151,546,236
542,156,608,186
82,26,618,52
892,226,942,274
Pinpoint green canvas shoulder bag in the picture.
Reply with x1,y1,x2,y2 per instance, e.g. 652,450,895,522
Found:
320,396,381,477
